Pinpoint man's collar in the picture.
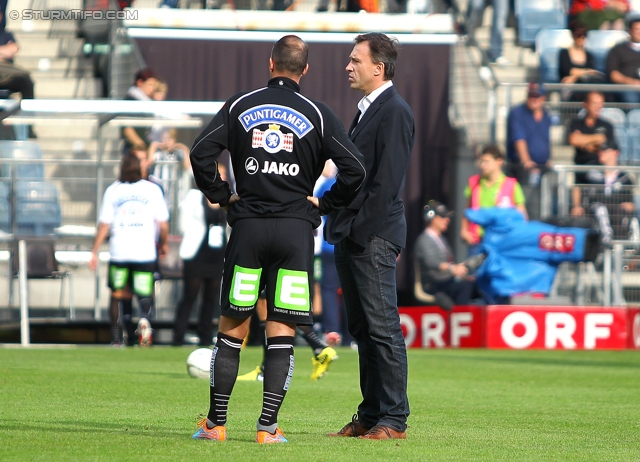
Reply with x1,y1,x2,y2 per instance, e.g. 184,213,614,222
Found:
268,76,300,92
358,80,393,118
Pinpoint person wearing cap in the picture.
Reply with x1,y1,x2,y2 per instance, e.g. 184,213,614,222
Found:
506,81,551,220
606,12,640,103
571,140,635,238
568,91,616,185
414,201,478,305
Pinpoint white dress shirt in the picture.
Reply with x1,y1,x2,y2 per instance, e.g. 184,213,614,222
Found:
357,80,394,121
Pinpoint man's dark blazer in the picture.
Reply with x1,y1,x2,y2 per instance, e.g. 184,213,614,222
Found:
325,84,415,249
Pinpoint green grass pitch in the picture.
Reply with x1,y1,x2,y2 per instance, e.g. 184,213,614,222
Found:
1,346,639,461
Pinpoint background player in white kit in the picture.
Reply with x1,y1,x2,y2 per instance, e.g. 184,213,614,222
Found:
89,153,169,347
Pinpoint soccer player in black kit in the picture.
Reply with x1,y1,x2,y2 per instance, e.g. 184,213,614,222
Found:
190,35,365,444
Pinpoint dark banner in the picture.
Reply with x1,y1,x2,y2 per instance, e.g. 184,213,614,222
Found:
135,37,451,296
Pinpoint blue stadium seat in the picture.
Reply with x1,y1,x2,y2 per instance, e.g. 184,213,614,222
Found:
518,9,567,49
0,182,9,232
625,109,640,166
0,140,44,180
600,107,631,165
14,181,61,235
585,30,629,74
15,202,61,235
536,29,572,83
515,0,564,17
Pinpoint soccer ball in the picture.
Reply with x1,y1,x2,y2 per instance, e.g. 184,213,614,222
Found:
186,348,213,379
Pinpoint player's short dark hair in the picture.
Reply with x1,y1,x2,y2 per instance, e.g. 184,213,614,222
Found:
354,32,399,80
271,35,309,76
120,153,142,183
479,144,504,160
134,67,157,84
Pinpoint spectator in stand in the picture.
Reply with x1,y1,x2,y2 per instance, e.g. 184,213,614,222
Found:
506,82,551,219
121,68,158,154
560,21,605,101
461,144,527,255
571,140,635,238
148,128,190,202
415,201,480,306
606,13,640,103
465,0,510,65
568,91,615,186
570,0,629,31
0,12,34,100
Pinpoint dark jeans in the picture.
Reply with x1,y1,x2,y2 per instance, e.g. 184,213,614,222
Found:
334,236,409,432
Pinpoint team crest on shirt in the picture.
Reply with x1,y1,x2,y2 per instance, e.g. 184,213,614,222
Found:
252,124,294,154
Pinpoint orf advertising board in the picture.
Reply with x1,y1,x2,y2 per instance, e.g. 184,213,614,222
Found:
487,306,628,349
628,307,640,349
399,306,485,348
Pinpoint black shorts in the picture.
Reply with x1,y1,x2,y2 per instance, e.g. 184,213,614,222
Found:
221,217,314,325
108,261,156,298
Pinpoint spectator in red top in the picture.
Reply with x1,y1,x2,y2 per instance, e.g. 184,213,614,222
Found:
570,0,629,30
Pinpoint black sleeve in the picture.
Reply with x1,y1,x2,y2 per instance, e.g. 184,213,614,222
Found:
189,104,233,206
605,46,620,79
316,105,366,215
559,48,572,80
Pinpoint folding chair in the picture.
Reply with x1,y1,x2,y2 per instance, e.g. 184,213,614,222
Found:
9,238,74,318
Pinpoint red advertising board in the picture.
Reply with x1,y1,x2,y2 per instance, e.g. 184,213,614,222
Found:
399,306,485,348
486,306,628,350
628,307,640,349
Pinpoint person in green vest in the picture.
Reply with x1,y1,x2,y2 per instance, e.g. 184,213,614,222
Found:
461,144,527,255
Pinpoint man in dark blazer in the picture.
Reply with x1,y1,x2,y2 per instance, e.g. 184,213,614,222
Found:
323,32,415,440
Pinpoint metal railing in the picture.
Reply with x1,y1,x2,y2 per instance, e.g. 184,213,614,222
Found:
542,164,640,307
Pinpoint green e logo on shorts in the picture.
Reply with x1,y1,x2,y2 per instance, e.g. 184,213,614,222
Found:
229,265,262,307
110,266,129,290
275,269,310,312
132,272,154,297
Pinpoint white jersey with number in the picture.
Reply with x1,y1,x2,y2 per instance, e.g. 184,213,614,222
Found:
98,180,169,263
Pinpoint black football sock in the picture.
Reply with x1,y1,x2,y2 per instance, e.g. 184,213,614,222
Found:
259,321,267,372
257,336,295,432
207,332,243,427
120,299,134,346
138,297,153,319
108,296,121,344
297,325,327,357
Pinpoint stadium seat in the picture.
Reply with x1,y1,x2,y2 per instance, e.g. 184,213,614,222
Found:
9,238,74,318
537,29,572,83
0,182,9,232
0,140,44,180
14,181,62,235
626,109,640,166
518,9,567,49
585,30,629,74
599,107,631,164
514,0,564,17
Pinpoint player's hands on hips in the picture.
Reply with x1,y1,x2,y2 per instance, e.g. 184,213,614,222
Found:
307,196,320,208
223,194,240,212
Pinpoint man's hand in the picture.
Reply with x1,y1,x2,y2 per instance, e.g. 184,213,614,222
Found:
158,242,168,258
88,252,98,272
307,196,320,208
222,194,240,212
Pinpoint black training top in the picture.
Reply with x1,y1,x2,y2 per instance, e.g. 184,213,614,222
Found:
190,77,366,228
